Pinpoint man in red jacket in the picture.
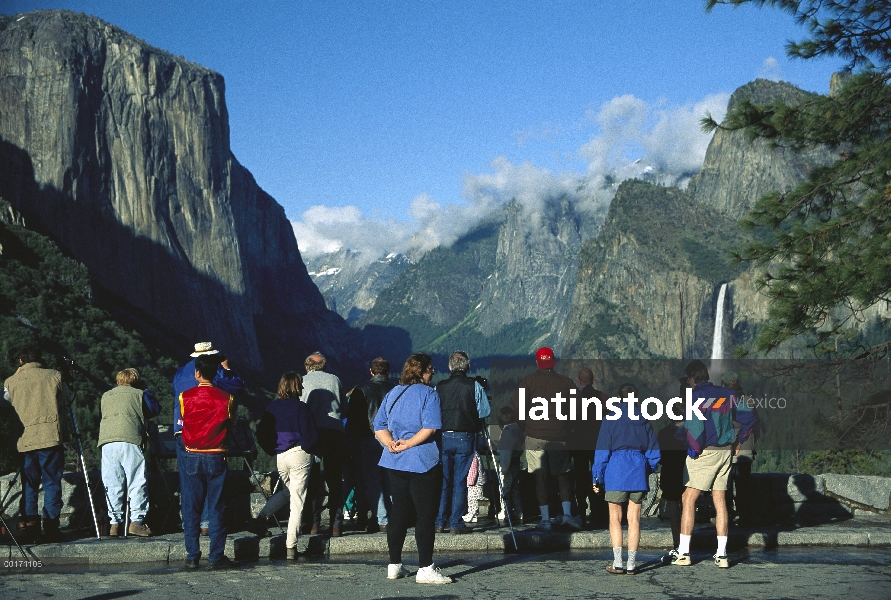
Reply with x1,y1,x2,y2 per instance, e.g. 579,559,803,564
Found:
178,354,238,569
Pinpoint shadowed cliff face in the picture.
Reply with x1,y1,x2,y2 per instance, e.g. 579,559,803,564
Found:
0,11,352,373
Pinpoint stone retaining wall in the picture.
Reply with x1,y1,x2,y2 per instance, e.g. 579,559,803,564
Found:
747,473,891,521
3,471,890,530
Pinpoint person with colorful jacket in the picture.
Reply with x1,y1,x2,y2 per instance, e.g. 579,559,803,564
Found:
592,383,661,575
178,354,238,569
97,368,160,537
172,342,244,534
257,372,318,559
669,360,755,569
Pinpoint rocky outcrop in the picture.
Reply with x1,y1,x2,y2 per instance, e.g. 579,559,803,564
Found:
476,198,588,352
0,11,354,373
687,79,837,221
306,249,411,324
561,180,739,359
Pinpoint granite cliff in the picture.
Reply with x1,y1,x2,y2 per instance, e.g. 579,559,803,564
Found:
0,11,356,375
355,194,605,358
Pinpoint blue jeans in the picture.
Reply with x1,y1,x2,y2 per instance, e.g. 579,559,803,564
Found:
179,449,227,562
435,431,474,530
176,436,211,529
359,436,390,525
21,446,64,519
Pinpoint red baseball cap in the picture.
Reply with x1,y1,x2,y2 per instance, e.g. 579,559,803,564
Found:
535,347,556,369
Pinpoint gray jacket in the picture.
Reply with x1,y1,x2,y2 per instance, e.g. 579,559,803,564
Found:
302,370,343,431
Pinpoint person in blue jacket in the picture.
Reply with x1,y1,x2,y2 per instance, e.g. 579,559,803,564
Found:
592,383,660,575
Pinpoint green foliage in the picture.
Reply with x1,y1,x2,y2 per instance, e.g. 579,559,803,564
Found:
704,1,891,360
799,450,891,476
0,206,178,473
706,1,891,69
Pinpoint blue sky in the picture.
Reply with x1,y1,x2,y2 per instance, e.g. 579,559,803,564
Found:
7,1,845,258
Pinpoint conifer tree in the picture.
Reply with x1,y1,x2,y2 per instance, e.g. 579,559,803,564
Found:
703,0,891,358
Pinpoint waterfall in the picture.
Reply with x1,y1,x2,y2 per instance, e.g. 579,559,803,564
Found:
710,283,728,361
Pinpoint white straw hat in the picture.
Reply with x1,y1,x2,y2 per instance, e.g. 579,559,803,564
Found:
190,342,220,357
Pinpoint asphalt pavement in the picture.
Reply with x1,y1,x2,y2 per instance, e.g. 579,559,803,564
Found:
2,547,890,599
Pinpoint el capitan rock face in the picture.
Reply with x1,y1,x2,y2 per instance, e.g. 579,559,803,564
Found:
0,11,355,373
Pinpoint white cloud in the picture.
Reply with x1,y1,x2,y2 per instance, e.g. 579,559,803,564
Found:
293,92,730,260
759,56,783,81
581,93,729,176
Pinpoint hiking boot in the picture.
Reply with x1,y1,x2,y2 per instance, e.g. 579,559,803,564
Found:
41,517,63,543
128,522,152,537
670,551,692,566
434,526,446,533
108,523,122,537
450,525,473,535
183,558,199,569
366,522,380,534
207,556,240,570
17,516,40,544
714,553,729,568
387,563,409,579
379,524,387,533
248,516,270,537
415,563,453,584
555,514,582,530
660,549,679,565
537,520,552,531
200,527,209,536
286,547,298,560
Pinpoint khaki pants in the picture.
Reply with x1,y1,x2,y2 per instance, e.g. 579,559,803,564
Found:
277,445,313,549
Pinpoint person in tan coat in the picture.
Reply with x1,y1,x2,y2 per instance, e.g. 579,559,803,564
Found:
2,343,70,543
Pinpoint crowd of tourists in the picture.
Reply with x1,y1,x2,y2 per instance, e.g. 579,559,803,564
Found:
1,340,757,582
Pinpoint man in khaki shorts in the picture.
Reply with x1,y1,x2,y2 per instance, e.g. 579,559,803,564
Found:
511,348,581,531
670,360,755,568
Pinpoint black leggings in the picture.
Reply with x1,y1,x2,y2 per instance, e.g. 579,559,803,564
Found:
386,465,442,568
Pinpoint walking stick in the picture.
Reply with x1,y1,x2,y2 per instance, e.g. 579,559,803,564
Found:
62,358,102,539
481,424,518,551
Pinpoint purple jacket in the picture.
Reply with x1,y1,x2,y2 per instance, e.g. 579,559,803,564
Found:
257,397,318,455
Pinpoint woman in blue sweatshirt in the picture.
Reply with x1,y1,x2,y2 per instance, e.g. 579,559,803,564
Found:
257,372,318,560
592,383,660,575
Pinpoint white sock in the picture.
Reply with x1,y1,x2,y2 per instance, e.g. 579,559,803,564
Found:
627,550,637,571
540,505,550,521
562,501,572,518
717,535,728,556
678,534,691,555
612,547,623,568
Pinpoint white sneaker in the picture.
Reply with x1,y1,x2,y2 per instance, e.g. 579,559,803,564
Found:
415,564,453,584
462,513,478,523
555,514,582,530
537,519,552,531
496,509,506,521
387,563,409,580
714,553,729,568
